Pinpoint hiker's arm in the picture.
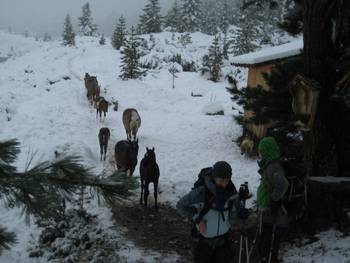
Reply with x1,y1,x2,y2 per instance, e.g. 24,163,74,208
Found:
176,188,201,220
270,169,287,202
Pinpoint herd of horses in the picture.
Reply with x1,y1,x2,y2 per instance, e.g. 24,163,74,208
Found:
84,73,159,208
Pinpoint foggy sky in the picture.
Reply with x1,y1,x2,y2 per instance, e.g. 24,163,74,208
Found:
0,0,173,37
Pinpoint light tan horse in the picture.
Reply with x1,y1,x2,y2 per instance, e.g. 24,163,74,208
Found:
84,73,99,106
122,108,141,140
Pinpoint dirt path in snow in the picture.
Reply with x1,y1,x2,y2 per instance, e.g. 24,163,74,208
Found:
111,202,193,262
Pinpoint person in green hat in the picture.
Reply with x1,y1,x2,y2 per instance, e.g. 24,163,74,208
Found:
256,136,289,263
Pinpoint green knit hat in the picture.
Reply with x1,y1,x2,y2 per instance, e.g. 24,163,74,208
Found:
258,137,280,162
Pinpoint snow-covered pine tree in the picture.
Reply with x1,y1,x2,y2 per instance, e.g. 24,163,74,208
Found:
232,22,258,55
111,16,127,50
222,33,229,60
181,0,202,32
200,0,219,35
217,0,230,33
78,2,98,36
164,0,182,32
62,14,75,46
278,0,303,36
201,35,223,82
138,0,162,34
99,34,106,45
119,27,143,80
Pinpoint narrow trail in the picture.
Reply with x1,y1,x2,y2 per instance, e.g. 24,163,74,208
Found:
111,202,193,262
67,54,194,261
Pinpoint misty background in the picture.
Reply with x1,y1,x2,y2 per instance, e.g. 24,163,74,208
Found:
0,0,173,37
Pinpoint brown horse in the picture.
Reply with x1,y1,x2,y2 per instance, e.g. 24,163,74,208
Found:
98,127,110,161
140,147,160,209
96,97,108,120
84,73,99,106
114,139,139,176
122,108,141,140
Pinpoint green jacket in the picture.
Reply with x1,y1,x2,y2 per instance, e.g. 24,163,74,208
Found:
256,160,289,208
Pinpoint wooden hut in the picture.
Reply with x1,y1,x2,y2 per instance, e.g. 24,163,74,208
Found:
231,39,303,139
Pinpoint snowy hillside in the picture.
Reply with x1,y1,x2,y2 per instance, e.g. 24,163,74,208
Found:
0,31,349,262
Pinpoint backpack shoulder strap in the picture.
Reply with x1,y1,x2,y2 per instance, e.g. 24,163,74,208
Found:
193,184,214,224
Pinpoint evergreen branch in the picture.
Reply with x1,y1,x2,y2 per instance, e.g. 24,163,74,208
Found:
0,227,16,254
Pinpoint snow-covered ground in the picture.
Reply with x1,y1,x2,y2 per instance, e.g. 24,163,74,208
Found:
0,30,349,262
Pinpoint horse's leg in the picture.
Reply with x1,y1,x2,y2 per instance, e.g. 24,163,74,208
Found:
140,178,144,205
144,180,149,208
154,180,158,210
103,144,106,161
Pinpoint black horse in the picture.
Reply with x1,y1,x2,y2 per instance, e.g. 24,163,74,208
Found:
140,147,160,209
98,127,110,161
114,139,139,176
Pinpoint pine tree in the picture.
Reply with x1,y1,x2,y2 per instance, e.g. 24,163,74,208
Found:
119,27,143,80
138,0,162,34
278,0,303,36
164,0,182,32
201,36,223,82
78,2,98,36
111,16,127,50
217,0,230,33
222,33,229,60
62,14,75,46
99,34,106,45
0,139,138,254
200,0,219,35
232,22,258,55
181,0,202,32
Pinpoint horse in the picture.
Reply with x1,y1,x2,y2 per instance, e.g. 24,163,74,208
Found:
84,73,99,106
240,137,254,157
122,108,141,140
140,147,160,209
114,139,139,176
98,127,110,161
96,97,108,120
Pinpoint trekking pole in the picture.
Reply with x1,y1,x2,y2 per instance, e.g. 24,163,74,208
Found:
268,223,277,263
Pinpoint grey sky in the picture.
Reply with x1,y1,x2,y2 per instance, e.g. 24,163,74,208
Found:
0,0,173,37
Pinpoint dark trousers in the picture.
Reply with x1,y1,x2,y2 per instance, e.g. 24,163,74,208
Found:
193,238,233,263
258,223,282,263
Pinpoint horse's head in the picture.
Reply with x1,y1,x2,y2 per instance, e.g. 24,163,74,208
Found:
143,147,156,164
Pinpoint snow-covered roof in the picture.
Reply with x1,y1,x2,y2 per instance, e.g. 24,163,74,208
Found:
231,38,303,66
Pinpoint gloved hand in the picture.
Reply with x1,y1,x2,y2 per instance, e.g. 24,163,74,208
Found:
270,200,282,217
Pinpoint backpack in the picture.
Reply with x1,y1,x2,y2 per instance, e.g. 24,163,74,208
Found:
279,159,307,220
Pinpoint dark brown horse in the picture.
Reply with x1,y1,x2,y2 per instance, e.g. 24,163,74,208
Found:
96,97,108,120
140,147,160,209
114,139,139,176
84,73,99,106
98,127,110,161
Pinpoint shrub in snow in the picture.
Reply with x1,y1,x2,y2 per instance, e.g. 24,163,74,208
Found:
30,209,127,262
202,102,224,116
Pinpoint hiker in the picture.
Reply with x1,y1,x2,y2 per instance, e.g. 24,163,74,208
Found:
256,137,289,263
176,161,247,263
